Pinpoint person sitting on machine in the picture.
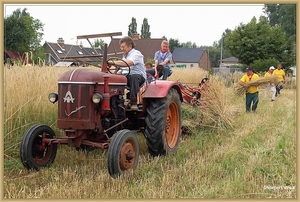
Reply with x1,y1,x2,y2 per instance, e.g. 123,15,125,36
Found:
146,40,173,82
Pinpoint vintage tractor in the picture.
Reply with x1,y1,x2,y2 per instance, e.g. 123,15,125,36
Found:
19,32,183,178
19,32,208,178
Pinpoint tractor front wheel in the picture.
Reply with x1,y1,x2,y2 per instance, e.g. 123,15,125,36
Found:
145,88,182,156
20,124,57,171
107,129,139,178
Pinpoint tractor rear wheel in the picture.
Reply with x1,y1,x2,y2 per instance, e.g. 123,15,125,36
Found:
107,129,139,178
145,88,182,156
20,124,57,171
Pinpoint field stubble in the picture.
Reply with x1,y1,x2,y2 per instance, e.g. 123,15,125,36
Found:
3,66,296,198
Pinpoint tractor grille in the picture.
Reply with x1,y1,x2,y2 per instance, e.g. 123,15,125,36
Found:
58,84,91,120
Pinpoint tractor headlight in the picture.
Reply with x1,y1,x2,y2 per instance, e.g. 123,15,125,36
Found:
92,93,103,104
48,93,58,103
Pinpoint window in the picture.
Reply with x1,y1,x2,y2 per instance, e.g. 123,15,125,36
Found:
77,51,83,55
190,64,194,67
56,49,63,54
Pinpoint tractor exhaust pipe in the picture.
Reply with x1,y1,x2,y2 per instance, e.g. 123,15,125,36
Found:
102,43,108,73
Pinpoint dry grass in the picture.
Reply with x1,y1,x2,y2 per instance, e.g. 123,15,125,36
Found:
168,67,209,86
3,65,296,199
201,77,235,129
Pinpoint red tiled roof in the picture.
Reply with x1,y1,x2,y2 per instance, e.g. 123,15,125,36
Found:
107,38,165,62
4,50,23,59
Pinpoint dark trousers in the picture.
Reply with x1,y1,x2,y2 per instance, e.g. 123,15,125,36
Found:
127,74,145,99
245,92,259,112
275,81,284,96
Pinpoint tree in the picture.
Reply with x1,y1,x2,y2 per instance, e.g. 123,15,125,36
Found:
33,46,46,66
263,4,296,41
263,4,296,66
168,38,181,52
181,41,197,48
128,17,137,37
93,39,105,50
141,18,151,38
224,16,294,67
203,40,231,68
251,58,280,73
4,8,44,53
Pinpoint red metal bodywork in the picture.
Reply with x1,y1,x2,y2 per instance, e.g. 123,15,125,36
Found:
57,68,127,132
58,68,127,84
143,80,183,101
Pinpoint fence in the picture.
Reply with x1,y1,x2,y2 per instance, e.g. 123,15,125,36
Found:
213,67,241,75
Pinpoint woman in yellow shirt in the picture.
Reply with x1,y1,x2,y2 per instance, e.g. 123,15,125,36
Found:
238,67,260,112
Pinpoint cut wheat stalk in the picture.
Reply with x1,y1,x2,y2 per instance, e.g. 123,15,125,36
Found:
234,75,279,95
199,77,235,130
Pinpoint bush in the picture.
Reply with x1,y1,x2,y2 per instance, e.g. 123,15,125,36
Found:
250,58,280,73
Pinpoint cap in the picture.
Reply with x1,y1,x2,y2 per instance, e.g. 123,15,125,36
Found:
269,66,275,70
246,67,253,71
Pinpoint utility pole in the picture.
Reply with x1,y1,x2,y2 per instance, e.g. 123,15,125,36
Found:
219,37,223,68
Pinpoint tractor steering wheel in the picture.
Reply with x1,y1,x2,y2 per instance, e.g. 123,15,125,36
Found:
106,57,131,77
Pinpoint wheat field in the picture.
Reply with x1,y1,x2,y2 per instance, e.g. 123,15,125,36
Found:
3,65,296,199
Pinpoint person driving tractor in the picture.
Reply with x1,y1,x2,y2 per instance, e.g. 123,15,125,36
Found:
107,36,147,106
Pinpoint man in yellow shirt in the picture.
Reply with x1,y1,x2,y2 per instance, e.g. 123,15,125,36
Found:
264,66,276,101
238,67,260,112
273,63,286,96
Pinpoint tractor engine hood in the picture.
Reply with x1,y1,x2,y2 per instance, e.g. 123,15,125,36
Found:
58,68,127,84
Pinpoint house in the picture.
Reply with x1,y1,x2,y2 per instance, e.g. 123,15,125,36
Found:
219,56,239,68
107,34,165,62
171,47,210,70
4,50,28,65
43,37,103,66
214,57,241,75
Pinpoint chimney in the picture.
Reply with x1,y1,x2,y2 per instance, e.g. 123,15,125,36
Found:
57,37,64,49
132,33,140,40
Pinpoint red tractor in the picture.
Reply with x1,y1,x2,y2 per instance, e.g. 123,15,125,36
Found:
20,32,209,178
20,32,185,178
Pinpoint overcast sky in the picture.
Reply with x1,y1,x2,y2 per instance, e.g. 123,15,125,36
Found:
4,4,265,47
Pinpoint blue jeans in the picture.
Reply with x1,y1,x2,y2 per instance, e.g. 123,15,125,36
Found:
146,67,171,81
161,67,170,80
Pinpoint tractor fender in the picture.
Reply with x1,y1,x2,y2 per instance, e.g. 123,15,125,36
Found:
143,80,183,102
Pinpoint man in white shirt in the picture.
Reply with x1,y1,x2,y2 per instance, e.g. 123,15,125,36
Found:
107,36,146,105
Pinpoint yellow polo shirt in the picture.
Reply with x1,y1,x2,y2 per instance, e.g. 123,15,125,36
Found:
240,73,259,93
273,69,285,82
264,72,272,77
